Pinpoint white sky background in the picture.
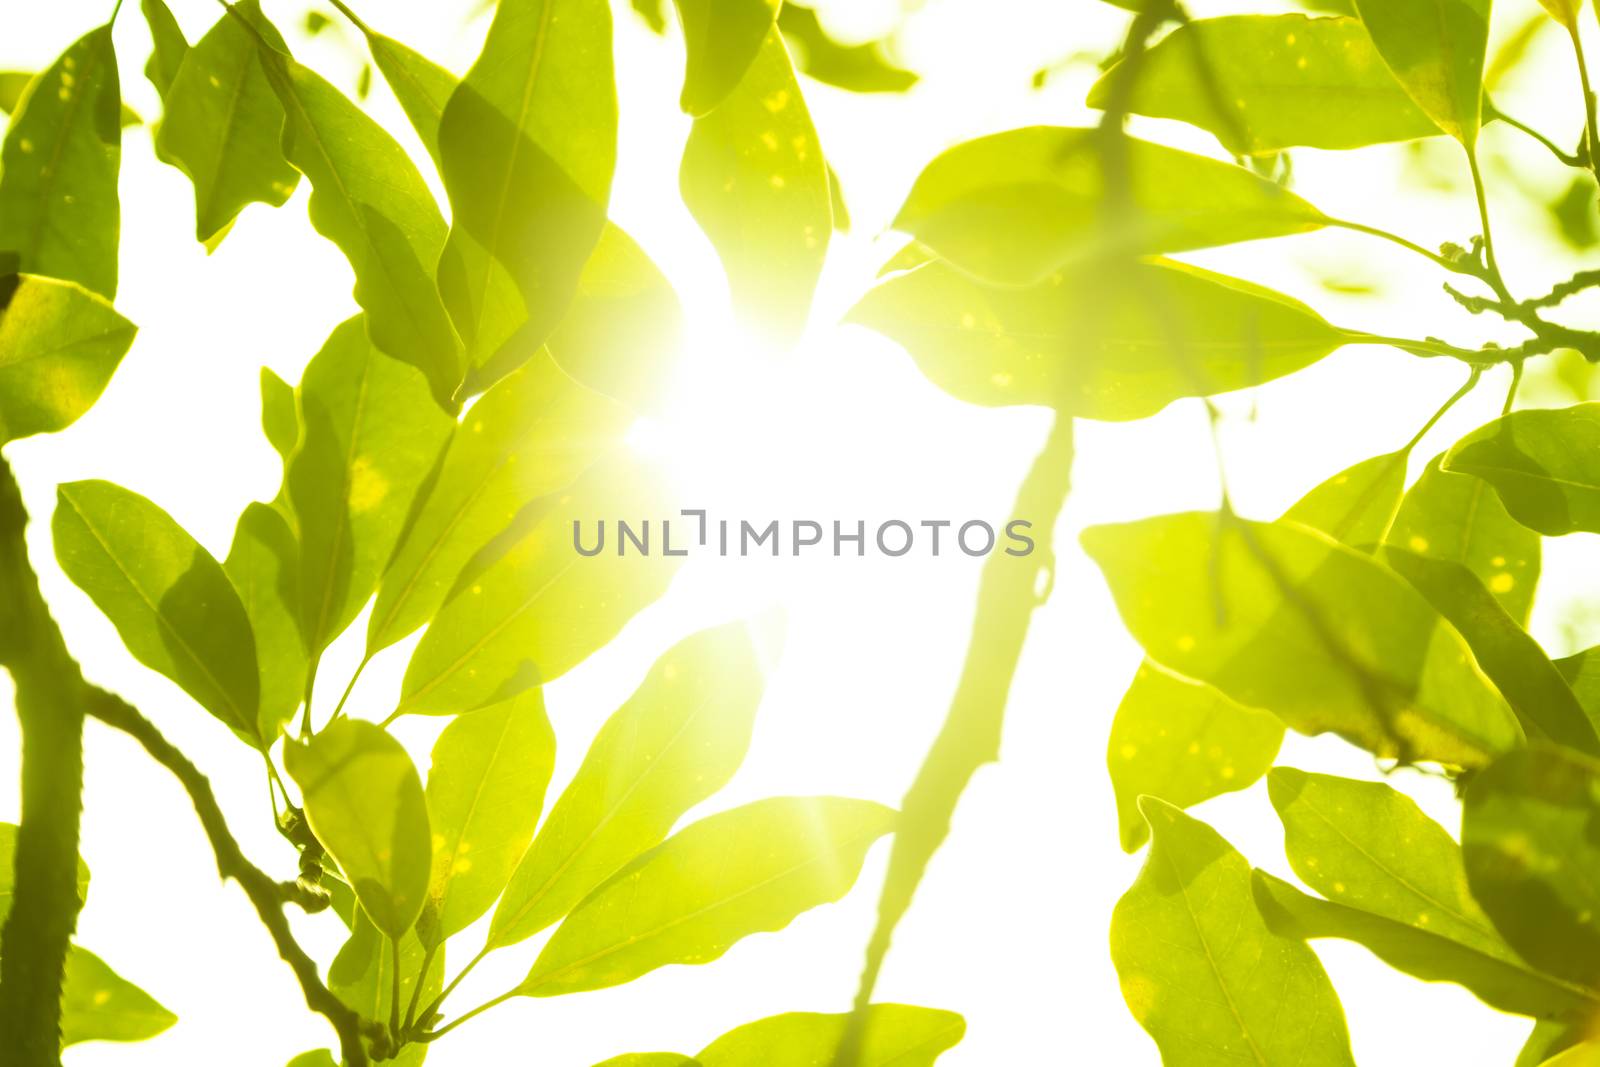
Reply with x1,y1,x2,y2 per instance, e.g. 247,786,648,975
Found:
4,0,1600,1063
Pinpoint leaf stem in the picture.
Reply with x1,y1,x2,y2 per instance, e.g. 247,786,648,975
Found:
299,654,321,739
1465,146,1511,304
1487,101,1586,168
1403,366,1482,457
1320,216,1463,273
330,653,372,722
403,942,438,1034
420,945,490,1027
1570,23,1600,181
325,0,374,34
416,989,516,1043
389,935,403,1039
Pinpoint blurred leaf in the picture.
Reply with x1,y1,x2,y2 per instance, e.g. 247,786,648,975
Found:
436,0,615,388
154,1,298,245
1556,646,1600,729
423,689,555,945
287,316,452,661
490,621,767,948
521,796,892,995
1489,13,1554,88
285,719,431,939
1551,177,1599,250
0,274,136,444
397,455,682,715
0,822,90,927
1108,662,1282,852
1387,453,1541,625
1081,512,1522,766
223,503,305,744
1253,870,1596,1017
1284,449,1408,548
58,946,176,1046
696,1005,964,1066
1463,745,1600,989
893,127,1325,287
672,0,781,115
849,258,1347,420
682,29,830,346
140,0,189,99
1537,0,1583,29
1383,547,1598,753
1444,405,1600,535
328,907,442,1067
595,1057,699,1067
1352,0,1489,146
1089,15,1439,154
778,5,917,94
828,163,850,232
287,1053,338,1067
1111,799,1356,1066
256,42,463,410
632,0,669,33
54,480,261,742
1542,1043,1600,1066
0,25,121,298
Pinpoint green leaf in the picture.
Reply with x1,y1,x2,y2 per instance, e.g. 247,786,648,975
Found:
287,1053,339,1067
1108,662,1283,852
594,1057,699,1067
0,273,136,445
1383,547,1599,753
154,1,297,246
1519,1022,1586,1067
1537,0,1584,28
1443,404,1600,536
53,480,261,741
521,796,893,996
328,907,442,1067
223,503,305,744
436,0,616,385
351,20,457,172
0,822,90,928
849,258,1349,420
1555,646,1600,731
397,454,683,715
672,0,781,115
0,73,139,127
1081,512,1522,766
255,41,463,410
778,5,918,94
260,366,299,463
140,0,189,99
287,316,452,661
1463,745,1600,988
1283,449,1408,547
1252,870,1596,1018
1353,0,1490,146
58,946,176,1046
681,29,830,346
1541,1043,1600,1066
0,25,121,298
367,351,629,655
1111,799,1356,1066
696,1005,965,1066
1088,15,1440,154
284,719,431,939
489,621,767,949
892,127,1325,287
423,689,555,945
1387,453,1541,625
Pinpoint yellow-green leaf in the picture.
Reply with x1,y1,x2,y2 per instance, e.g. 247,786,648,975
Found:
0,274,136,445
489,621,767,949
1353,0,1491,146
520,797,893,996
327,907,442,1067
1283,449,1408,548
223,502,305,744
140,0,189,99
1443,404,1600,536
673,0,781,115
285,719,431,939
696,1005,964,1067
58,947,176,1046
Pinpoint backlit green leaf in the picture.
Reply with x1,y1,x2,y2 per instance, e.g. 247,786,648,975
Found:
223,502,304,744
489,621,767,948
1383,547,1598,753
1252,870,1594,1018
1463,745,1600,988
1537,0,1583,28
423,689,555,945
347,15,457,172
520,796,893,996
849,258,1348,420
260,366,299,464
287,1052,338,1067
1082,512,1522,766
673,0,781,115
0,73,139,127
1111,798,1356,1066
256,42,463,409
436,0,616,385
1387,453,1540,625
1284,449,1408,547
284,719,431,939
0,274,136,445
397,455,682,715
53,480,260,741
154,1,297,246
368,351,629,655
58,946,176,1046
594,1057,698,1067
1444,404,1600,535
682,29,830,346
1555,646,1600,731
1089,15,1440,154
1108,662,1282,852
1352,0,1490,146
778,5,918,94
328,907,442,1067
140,0,189,99
287,316,452,661
892,127,1325,287
696,1004,965,1067
0,25,121,298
